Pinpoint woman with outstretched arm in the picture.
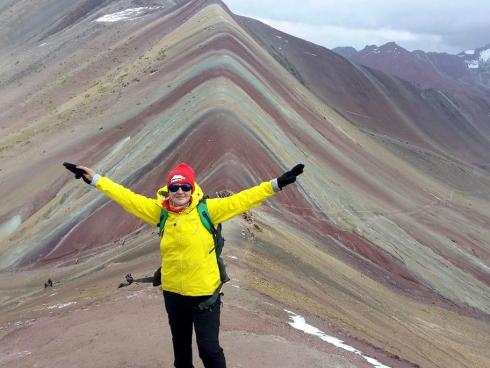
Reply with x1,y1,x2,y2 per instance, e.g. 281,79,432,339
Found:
65,162,304,368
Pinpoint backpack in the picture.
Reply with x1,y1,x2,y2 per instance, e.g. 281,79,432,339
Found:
156,198,230,310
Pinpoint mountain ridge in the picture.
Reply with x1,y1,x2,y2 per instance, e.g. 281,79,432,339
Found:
333,41,490,98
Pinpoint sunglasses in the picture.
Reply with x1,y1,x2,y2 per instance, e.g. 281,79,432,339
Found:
168,183,193,192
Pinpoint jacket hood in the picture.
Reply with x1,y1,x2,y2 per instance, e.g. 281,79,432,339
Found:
156,182,204,211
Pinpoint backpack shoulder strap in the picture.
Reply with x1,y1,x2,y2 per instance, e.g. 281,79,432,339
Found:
158,208,169,237
197,198,215,235
196,198,230,296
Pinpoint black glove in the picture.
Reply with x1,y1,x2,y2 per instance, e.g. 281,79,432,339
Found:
277,164,304,189
63,162,91,184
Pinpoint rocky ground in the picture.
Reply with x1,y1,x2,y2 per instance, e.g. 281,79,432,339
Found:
0,266,383,368
0,217,405,368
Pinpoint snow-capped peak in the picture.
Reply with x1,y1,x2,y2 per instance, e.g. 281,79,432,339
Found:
480,49,490,63
461,46,490,69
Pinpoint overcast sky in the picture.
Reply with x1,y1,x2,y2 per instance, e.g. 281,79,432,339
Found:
224,0,490,54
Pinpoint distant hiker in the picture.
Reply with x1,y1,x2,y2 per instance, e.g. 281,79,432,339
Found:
117,273,136,288
44,278,53,288
66,161,304,368
118,273,136,288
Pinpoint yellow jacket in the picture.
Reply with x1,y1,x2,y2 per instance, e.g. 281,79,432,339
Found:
95,177,277,296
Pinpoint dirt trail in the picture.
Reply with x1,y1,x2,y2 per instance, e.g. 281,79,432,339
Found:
0,254,395,368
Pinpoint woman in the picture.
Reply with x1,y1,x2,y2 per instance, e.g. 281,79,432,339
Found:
70,162,304,368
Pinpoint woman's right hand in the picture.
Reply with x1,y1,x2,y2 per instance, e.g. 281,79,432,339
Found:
276,164,304,189
76,165,95,183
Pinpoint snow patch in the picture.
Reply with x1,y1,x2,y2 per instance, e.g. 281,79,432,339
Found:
127,290,145,299
231,284,241,289
0,319,36,331
227,255,238,260
285,310,391,368
464,49,475,55
47,302,77,309
39,42,48,47
480,49,490,63
304,51,317,57
275,35,282,39
15,350,31,358
466,60,480,69
14,319,36,327
95,7,160,23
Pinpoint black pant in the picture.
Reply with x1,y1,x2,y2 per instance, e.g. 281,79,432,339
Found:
163,291,226,368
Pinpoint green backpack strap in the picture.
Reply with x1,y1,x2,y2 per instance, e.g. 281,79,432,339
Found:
195,199,230,310
197,199,225,256
158,208,169,237
197,199,214,235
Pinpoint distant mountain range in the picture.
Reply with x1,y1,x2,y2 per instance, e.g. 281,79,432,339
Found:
333,42,490,99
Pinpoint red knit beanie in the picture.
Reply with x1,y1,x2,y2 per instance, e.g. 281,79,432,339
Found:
167,163,195,192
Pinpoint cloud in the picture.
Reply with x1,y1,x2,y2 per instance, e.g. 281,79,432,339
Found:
225,0,490,53
255,17,450,53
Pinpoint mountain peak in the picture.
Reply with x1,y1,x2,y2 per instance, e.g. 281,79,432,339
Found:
378,41,408,53
331,46,357,58
382,41,400,48
356,42,407,58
